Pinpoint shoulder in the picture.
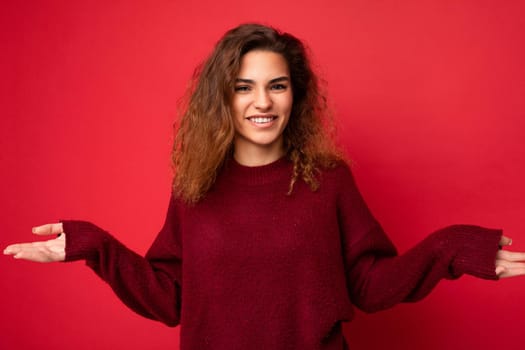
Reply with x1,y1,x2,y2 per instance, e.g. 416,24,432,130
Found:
319,159,355,183
314,159,361,196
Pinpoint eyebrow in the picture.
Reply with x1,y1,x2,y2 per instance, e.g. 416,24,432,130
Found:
235,76,290,84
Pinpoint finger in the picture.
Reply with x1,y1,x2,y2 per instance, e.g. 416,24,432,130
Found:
496,259,525,270
4,242,43,259
32,223,63,236
4,234,65,255
496,266,525,279
9,241,64,262
14,246,56,262
3,242,36,255
4,241,45,254
499,235,513,247
3,243,21,255
496,250,525,262
495,266,506,276
4,236,66,260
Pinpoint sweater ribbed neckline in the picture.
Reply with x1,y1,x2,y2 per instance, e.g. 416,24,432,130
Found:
223,156,293,186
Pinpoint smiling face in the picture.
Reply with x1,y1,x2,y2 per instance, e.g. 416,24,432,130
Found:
231,50,293,166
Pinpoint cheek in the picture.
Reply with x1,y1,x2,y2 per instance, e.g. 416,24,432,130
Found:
231,100,244,132
282,94,293,116
231,96,248,116
230,98,240,115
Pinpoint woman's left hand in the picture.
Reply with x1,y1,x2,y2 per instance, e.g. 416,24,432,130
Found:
495,236,525,278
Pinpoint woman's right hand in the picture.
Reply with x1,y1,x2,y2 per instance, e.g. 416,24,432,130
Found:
3,223,66,262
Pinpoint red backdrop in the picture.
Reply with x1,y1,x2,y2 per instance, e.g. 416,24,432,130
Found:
1,1,524,349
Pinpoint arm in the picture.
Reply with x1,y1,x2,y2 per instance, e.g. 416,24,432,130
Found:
62,218,182,326
344,223,501,313
337,166,524,313
4,195,183,327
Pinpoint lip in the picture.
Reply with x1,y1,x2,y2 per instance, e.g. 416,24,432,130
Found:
245,114,277,119
245,114,278,128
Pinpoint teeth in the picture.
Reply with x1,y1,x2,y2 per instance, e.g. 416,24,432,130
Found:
251,117,274,123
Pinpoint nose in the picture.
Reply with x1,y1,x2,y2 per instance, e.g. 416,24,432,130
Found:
254,88,272,110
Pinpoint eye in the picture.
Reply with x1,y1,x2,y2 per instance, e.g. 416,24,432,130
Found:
234,85,251,92
270,84,287,91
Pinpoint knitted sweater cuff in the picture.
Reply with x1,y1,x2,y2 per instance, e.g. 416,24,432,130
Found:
443,225,502,280
61,220,111,262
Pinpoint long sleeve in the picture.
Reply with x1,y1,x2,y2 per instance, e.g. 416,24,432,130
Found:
337,166,502,313
62,194,182,326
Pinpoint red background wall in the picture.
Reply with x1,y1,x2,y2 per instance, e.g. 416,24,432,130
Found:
1,1,524,349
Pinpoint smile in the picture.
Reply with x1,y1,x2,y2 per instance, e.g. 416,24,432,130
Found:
247,115,277,124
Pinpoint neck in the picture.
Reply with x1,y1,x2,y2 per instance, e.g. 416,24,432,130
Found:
233,140,285,167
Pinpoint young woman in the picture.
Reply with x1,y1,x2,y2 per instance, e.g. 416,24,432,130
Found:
4,23,525,349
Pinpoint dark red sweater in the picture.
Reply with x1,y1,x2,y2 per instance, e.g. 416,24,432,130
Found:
62,158,502,349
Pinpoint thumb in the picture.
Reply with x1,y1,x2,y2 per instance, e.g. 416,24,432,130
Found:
32,223,64,236
499,235,513,248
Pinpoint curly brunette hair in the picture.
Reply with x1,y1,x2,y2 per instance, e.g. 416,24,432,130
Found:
172,23,343,204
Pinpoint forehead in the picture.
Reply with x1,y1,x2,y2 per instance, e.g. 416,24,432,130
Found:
237,50,290,79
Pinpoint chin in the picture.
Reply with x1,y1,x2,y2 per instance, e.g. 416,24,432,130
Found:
253,137,281,147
